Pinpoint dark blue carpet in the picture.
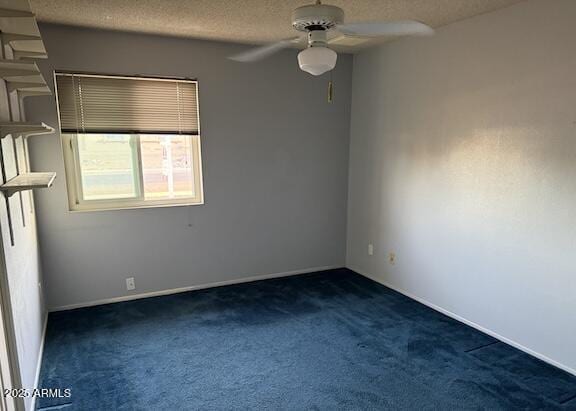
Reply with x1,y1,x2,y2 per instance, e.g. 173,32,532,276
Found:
37,269,576,410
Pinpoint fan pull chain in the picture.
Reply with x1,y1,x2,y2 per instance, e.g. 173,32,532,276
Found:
328,70,334,103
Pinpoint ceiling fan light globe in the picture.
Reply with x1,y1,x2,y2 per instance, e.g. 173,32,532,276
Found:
297,47,337,76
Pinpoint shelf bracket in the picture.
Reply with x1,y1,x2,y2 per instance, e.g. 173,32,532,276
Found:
0,122,55,139
1,33,41,43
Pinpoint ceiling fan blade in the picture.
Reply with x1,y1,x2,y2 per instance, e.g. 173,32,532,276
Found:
228,37,301,63
336,21,434,37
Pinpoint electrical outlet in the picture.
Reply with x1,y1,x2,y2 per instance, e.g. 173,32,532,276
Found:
388,252,396,265
126,277,136,291
368,243,374,256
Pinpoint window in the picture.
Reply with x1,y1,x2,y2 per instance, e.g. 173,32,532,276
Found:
55,72,203,211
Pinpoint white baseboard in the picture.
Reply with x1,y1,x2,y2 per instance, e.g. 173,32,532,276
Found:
348,265,576,377
49,265,341,312
29,313,48,411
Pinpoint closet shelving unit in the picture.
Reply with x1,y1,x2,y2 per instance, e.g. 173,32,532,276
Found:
0,3,55,408
0,0,55,246
0,6,48,60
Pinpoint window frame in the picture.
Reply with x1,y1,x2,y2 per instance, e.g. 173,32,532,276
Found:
61,133,204,212
55,71,204,212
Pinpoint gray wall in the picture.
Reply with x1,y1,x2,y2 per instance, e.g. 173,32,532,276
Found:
27,24,352,310
347,0,576,373
0,46,45,410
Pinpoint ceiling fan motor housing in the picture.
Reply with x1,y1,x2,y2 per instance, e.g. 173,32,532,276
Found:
292,4,344,32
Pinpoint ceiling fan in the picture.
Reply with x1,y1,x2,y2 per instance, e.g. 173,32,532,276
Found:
229,0,434,76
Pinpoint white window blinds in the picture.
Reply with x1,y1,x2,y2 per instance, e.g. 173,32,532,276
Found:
55,73,199,135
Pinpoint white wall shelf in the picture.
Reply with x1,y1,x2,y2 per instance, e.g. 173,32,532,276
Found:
0,121,55,138
0,172,56,197
17,85,51,97
12,49,47,60
7,76,46,89
0,58,39,77
7,79,50,94
1,32,40,42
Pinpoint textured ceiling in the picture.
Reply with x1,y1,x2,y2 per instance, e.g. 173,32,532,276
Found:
29,0,526,51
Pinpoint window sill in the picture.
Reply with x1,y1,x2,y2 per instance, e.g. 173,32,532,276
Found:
68,200,204,213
